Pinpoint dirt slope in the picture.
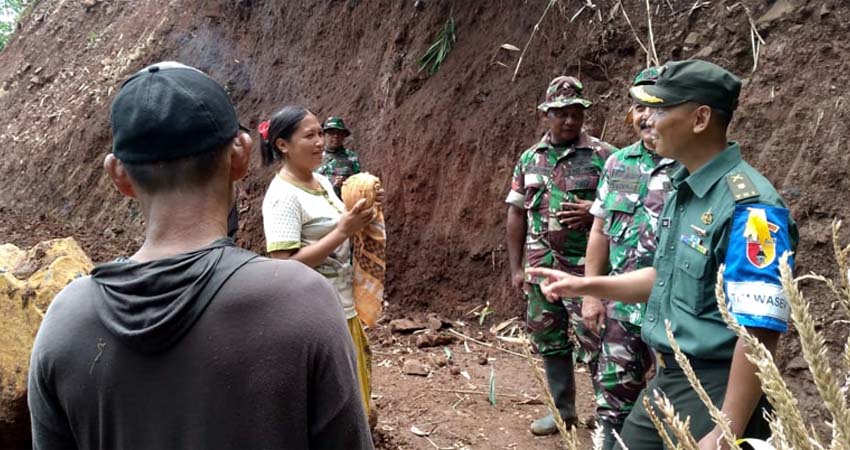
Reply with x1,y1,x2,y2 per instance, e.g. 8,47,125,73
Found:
1,0,849,447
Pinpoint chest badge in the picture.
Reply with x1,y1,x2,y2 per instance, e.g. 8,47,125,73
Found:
701,208,714,226
690,224,707,237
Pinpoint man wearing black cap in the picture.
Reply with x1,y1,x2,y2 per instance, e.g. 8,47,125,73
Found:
528,60,797,449
27,62,373,449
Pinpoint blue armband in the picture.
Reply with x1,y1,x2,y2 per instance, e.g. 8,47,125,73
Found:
723,204,794,332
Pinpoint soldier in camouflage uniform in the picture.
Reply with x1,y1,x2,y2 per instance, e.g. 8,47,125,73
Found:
505,76,615,436
582,68,679,449
317,116,362,196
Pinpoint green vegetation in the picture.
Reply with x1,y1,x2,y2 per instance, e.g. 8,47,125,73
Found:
0,0,32,53
417,13,456,76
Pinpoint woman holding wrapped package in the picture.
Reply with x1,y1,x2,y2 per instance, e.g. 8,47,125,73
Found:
258,105,385,425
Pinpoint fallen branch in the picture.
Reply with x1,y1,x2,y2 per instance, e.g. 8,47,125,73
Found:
448,328,538,360
644,0,660,66
512,0,557,82
618,1,656,67
728,2,766,72
431,388,526,399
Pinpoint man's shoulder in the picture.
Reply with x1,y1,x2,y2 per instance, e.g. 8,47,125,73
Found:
227,258,337,306
725,161,786,207
32,276,101,353
262,177,300,208
220,258,347,337
45,276,99,312
606,144,640,165
583,133,617,158
515,142,545,165
234,257,326,285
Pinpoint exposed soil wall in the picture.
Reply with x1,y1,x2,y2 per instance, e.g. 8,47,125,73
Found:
1,0,849,447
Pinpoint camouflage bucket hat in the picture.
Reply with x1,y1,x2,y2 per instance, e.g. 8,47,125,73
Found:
537,76,592,112
632,66,661,87
322,116,351,136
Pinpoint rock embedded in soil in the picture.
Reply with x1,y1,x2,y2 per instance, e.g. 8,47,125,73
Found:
414,332,455,349
389,318,426,334
426,315,444,331
402,359,430,376
430,354,448,367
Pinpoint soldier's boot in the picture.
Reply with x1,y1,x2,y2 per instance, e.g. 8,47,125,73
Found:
599,418,623,450
530,353,578,436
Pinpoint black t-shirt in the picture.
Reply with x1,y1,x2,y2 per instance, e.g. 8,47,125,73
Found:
28,256,373,449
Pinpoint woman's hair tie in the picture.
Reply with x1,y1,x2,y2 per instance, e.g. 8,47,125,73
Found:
258,120,270,141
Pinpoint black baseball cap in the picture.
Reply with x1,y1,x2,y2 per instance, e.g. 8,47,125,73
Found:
110,61,240,163
629,59,741,115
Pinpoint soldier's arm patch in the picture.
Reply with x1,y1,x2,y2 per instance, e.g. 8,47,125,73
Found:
723,204,794,333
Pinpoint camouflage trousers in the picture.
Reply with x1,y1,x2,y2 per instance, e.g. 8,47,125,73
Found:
593,315,653,424
525,283,599,364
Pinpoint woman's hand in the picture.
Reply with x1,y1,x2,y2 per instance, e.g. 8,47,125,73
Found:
338,198,375,236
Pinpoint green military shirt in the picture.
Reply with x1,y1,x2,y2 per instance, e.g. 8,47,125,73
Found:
590,141,679,326
642,143,798,359
317,147,362,194
506,131,615,273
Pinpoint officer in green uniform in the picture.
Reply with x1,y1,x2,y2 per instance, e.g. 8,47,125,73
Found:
317,116,362,196
528,60,798,450
583,66,679,449
506,76,615,436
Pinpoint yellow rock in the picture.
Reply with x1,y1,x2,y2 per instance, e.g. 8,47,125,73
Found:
0,238,93,433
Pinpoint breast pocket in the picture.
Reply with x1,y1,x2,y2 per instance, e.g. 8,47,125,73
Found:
562,169,599,193
523,174,547,211
602,194,637,243
673,250,711,314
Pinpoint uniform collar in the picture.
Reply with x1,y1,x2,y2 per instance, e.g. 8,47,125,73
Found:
624,140,675,166
324,146,347,154
673,142,742,198
534,130,593,153
623,140,646,157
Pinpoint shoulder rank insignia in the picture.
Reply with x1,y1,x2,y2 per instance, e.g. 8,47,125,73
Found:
701,208,714,225
726,172,760,202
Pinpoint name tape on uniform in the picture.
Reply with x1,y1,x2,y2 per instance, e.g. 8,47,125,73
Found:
726,281,789,322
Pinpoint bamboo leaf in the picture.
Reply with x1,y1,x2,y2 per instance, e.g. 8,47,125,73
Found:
417,13,456,76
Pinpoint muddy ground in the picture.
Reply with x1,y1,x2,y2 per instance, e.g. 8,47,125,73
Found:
2,0,850,448
367,309,598,450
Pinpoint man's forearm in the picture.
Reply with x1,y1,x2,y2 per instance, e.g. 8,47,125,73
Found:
584,217,609,278
506,206,527,273
578,267,656,303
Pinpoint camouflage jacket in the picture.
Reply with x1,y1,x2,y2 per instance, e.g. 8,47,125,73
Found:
589,140,679,325
317,147,362,193
506,131,615,275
